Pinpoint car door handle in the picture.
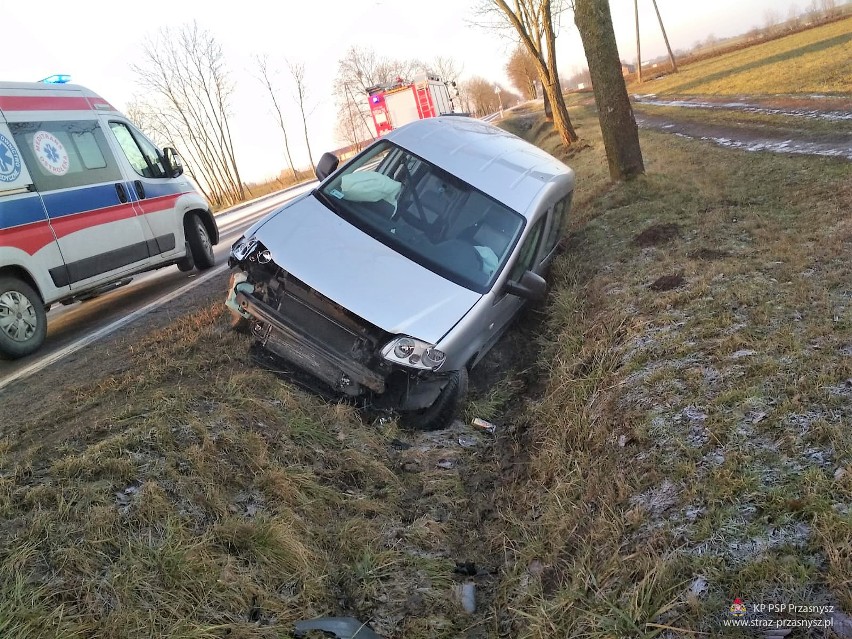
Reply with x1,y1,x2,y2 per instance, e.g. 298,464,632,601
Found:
115,182,128,203
133,180,145,200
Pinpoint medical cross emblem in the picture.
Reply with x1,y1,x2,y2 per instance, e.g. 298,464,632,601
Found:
0,133,22,183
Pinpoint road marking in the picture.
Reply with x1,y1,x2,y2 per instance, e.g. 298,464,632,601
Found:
0,263,229,393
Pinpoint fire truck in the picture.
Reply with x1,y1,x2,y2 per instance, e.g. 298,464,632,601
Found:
367,74,458,136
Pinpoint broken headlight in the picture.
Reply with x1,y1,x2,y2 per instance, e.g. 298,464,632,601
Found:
230,236,257,262
382,336,446,371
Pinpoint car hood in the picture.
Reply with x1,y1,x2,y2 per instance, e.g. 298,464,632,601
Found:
251,193,481,344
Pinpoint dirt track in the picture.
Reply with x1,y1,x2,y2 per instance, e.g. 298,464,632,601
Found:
632,94,852,160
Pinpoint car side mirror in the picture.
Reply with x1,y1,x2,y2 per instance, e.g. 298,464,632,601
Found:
315,152,339,181
503,270,547,301
162,147,184,178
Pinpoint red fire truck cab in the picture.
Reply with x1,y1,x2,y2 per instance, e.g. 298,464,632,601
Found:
367,74,458,136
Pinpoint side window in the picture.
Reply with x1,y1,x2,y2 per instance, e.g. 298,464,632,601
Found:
109,122,166,179
509,218,545,281
542,193,573,256
8,120,122,192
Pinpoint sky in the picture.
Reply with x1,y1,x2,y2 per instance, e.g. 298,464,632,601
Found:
0,0,824,183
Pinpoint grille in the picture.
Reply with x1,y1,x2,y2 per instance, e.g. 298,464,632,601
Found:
277,290,366,358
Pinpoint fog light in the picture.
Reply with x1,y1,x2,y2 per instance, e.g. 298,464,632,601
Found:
422,347,446,369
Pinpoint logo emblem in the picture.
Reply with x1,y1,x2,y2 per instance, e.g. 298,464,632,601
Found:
0,133,22,183
33,130,70,176
730,598,747,617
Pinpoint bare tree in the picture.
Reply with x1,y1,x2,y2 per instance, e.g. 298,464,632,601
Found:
133,22,245,207
288,61,315,173
787,3,801,29
819,0,838,17
574,0,644,180
427,56,464,83
334,100,370,151
764,8,781,34
255,54,297,182
506,44,539,99
465,76,502,116
334,46,423,142
480,0,578,146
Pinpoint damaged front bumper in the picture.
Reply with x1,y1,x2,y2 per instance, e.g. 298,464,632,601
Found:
227,263,450,411
235,288,387,395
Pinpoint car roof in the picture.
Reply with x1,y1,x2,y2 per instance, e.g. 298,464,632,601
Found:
383,116,574,218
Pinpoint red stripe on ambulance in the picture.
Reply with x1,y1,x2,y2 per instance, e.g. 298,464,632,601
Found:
134,193,184,215
0,221,57,256
0,96,93,111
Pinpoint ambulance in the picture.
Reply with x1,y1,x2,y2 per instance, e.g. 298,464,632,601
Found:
0,81,219,359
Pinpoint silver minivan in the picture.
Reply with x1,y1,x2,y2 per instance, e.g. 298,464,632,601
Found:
227,116,574,429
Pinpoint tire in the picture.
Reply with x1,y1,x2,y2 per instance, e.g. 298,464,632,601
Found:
0,277,47,360
176,245,195,272
185,212,215,270
400,367,469,431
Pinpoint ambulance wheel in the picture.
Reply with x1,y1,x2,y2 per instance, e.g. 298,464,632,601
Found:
0,277,47,360
176,246,195,272
185,212,215,270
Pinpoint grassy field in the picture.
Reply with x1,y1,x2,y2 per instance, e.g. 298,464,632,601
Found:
638,16,852,95
491,100,852,635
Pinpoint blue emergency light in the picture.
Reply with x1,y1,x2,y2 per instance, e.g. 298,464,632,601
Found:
40,74,72,84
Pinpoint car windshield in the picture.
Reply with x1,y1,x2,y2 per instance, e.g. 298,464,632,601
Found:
315,141,525,293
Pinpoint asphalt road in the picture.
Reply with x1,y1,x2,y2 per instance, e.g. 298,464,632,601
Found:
0,181,316,392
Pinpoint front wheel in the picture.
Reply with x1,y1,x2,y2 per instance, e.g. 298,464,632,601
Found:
0,277,47,360
400,367,469,431
185,212,215,270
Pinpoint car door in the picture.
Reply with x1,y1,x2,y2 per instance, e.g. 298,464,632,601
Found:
538,193,572,271
6,118,152,290
106,119,184,260
477,215,546,357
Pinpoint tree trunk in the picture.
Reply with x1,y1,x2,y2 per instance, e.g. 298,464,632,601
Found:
543,87,552,120
541,0,577,145
574,0,645,181
491,0,577,147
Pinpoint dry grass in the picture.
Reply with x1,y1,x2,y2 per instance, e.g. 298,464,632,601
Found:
493,103,852,635
638,17,852,95
0,304,477,638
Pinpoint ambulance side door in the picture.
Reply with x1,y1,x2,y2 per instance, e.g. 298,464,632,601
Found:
105,119,186,261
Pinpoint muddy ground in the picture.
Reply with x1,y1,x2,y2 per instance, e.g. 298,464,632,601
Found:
631,93,852,160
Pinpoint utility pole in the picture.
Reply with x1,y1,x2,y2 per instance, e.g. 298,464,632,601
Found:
651,0,678,72
634,0,642,82
634,0,679,81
